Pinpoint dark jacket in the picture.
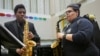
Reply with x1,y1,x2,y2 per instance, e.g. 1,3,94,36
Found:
1,20,40,56
62,17,99,56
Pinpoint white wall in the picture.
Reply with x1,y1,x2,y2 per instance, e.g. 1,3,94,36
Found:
81,0,100,27
13,0,30,12
0,10,57,41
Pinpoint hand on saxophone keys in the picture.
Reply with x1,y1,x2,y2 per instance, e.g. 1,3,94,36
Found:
28,31,37,46
57,33,73,41
16,47,26,55
28,31,34,40
57,32,64,39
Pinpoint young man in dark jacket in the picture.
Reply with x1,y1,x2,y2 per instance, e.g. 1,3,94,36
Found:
1,4,40,56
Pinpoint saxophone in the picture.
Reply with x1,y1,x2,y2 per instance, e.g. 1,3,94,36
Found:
21,20,36,56
51,18,65,56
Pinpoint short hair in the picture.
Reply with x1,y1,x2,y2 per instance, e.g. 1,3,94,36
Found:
14,4,26,14
67,3,81,16
67,3,81,10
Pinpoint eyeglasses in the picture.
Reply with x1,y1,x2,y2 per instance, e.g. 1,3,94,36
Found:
66,10,74,14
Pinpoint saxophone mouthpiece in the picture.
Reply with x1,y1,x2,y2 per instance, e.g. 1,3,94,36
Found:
61,16,67,20
64,16,67,19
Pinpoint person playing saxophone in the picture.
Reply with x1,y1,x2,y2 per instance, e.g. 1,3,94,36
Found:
1,4,40,56
57,3,99,56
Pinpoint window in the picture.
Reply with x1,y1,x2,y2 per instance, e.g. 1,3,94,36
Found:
30,0,50,14
0,0,13,10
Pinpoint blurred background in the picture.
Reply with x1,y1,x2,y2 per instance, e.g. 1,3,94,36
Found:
0,0,100,44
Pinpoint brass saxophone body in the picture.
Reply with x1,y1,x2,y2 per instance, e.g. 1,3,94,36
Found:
21,20,36,56
51,19,64,48
51,19,64,56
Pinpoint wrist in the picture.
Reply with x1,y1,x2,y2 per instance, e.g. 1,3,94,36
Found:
63,34,66,39
63,34,73,41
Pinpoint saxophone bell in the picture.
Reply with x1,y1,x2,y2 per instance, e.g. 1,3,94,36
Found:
51,39,60,48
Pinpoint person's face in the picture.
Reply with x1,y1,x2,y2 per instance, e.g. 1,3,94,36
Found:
65,7,78,22
15,8,26,21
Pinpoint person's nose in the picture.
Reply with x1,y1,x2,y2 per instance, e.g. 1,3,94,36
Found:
21,12,25,16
